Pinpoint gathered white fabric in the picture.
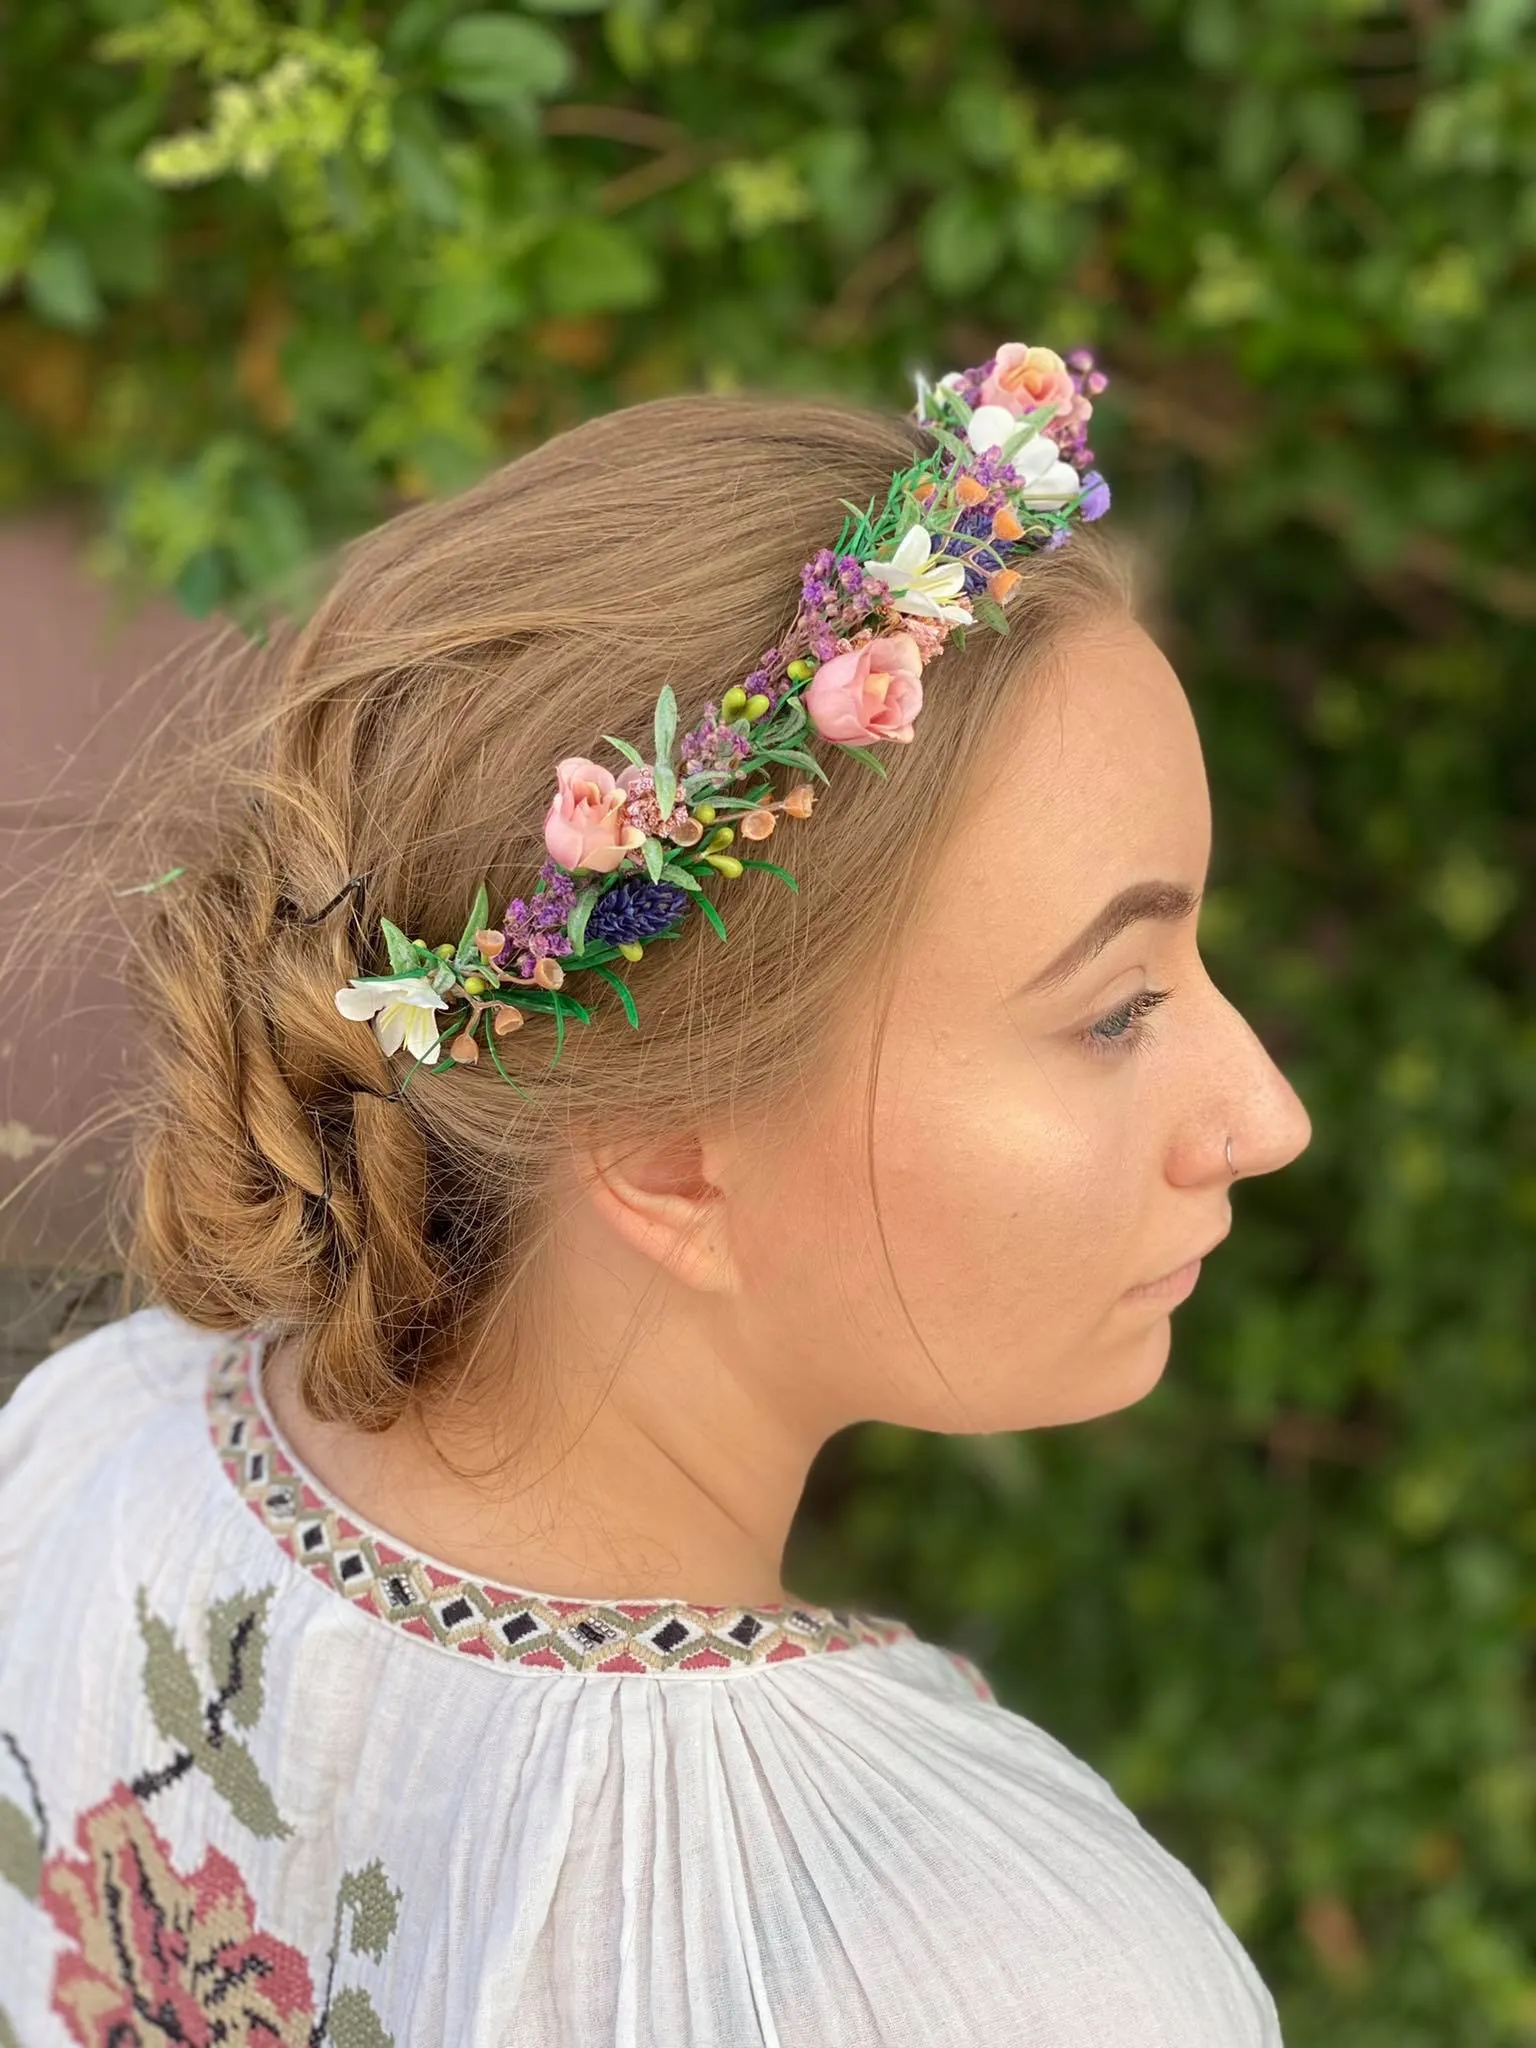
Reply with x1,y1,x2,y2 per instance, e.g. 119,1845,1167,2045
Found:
0,1309,1283,2045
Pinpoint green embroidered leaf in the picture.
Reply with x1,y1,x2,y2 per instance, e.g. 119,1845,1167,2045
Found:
206,1588,274,1732
652,683,677,768
602,733,645,768
841,744,889,780
455,884,490,959
200,1730,292,1841
0,1797,40,1902
566,884,600,956
695,894,729,943
379,919,417,976
325,1986,394,2048
657,862,702,892
338,1859,401,1960
653,760,677,817
136,1589,205,1755
737,857,800,893
591,965,640,1029
642,835,665,883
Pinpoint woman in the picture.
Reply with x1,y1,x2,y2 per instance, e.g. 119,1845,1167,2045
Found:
0,345,1310,2044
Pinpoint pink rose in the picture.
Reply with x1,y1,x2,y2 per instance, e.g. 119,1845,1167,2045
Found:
980,343,1075,419
543,757,646,873
805,634,924,745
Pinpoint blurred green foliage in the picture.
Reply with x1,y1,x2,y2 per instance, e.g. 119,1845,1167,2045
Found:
3,1,1533,2040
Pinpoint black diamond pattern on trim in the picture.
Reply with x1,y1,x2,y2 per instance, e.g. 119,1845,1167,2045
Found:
650,1618,690,1653
500,1612,539,1644
439,1597,474,1629
301,1523,325,1553
574,1618,616,1647
728,1614,763,1646
384,1576,413,1608
338,1553,366,1582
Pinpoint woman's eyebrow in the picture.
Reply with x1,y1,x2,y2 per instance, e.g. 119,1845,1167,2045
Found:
1013,881,1203,997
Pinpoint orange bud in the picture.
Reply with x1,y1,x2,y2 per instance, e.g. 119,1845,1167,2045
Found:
492,1005,525,1036
781,784,816,819
475,928,504,961
955,475,988,506
739,807,777,841
913,478,938,505
448,1033,480,1064
988,568,1021,603
667,815,705,846
532,957,565,991
991,504,1025,542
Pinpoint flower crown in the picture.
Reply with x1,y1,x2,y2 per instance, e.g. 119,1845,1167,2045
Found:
335,342,1110,1080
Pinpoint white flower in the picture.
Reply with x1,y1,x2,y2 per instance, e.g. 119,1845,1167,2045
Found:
966,405,1083,510
334,975,448,1062
863,524,973,625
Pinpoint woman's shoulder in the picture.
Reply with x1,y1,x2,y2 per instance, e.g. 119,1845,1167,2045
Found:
759,1639,1282,2042
0,1307,224,1565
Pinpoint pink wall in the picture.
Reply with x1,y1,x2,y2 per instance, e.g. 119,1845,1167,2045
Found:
0,515,215,1264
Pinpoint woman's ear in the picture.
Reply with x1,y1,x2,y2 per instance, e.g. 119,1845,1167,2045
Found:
576,1132,741,1296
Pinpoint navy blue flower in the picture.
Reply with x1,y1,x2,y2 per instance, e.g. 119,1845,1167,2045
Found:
587,878,691,948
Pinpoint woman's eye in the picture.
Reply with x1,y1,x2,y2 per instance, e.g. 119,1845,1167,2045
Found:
1078,986,1172,1060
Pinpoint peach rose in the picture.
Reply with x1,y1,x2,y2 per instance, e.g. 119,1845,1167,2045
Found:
543,756,646,873
980,343,1075,418
805,634,924,745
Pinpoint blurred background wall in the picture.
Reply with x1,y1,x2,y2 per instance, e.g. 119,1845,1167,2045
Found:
1,4,1532,2041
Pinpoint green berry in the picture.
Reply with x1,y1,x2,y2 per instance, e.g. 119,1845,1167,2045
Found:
786,658,815,682
745,693,771,721
721,686,749,717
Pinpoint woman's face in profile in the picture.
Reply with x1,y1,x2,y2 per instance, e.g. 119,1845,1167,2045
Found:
732,615,1314,1437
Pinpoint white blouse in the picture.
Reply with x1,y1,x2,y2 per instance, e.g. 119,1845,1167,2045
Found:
0,1309,1283,2045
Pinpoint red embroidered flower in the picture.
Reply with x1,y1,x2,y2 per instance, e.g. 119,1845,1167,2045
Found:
40,1784,315,2046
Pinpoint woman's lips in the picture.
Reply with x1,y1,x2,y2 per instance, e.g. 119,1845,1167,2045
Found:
1123,1256,1203,1305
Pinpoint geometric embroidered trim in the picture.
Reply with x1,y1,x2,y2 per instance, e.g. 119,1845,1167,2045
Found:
205,1332,921,1679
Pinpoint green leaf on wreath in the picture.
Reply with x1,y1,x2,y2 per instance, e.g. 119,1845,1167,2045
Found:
379,919,418,976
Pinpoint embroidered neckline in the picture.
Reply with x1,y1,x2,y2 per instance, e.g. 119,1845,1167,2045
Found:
205,1332,916,1678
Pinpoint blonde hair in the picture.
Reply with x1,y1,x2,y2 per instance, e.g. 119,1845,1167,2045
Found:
112,395,1131,1430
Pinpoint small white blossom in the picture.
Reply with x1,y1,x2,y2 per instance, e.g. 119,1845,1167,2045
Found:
862,524,972,625
334,975,448,1062
966,406,1082,510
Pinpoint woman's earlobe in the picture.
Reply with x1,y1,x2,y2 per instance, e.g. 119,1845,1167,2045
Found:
579,1134,739,1296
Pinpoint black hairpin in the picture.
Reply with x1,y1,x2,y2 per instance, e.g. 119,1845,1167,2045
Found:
297,874,370,927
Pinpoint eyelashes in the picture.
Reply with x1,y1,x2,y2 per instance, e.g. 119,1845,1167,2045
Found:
1078,986,1173,1060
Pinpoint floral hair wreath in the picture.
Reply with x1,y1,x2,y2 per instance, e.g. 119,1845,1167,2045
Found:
335,342,1111,1082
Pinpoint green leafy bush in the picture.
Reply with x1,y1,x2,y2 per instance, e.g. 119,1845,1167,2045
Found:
3,3,1532,2040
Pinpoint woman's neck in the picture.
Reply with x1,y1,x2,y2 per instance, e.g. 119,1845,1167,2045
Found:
261,1301,832,1610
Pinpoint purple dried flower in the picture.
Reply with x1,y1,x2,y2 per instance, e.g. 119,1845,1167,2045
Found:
682,703,754,778
1078,472,1111,521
